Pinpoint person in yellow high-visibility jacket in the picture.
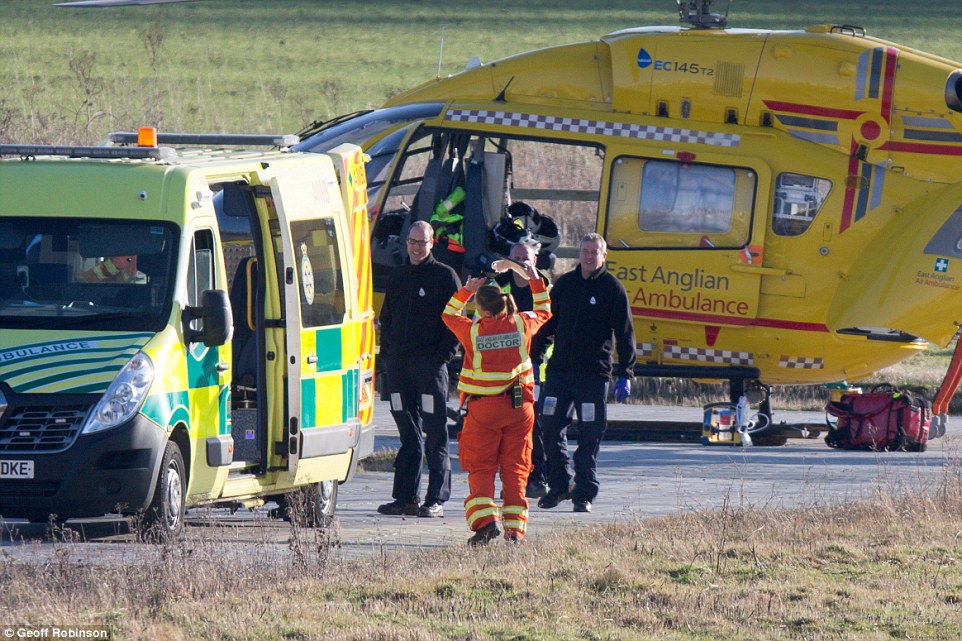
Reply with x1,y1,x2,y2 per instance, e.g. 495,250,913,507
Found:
442,260,551,545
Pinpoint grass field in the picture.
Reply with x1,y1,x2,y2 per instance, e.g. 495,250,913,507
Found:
5,461,962,640
1,0,961,144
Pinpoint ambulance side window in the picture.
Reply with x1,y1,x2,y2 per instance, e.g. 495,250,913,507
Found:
290,218,345,327
187,229,216,331
605,157,755,249
771,173,831,236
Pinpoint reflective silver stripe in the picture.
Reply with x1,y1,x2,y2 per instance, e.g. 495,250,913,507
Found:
467,507,501,527
461,365,530,381
465,496,497,509
532,289,550,311
444,291,470,317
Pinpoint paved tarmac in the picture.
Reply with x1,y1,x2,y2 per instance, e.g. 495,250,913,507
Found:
1,401,956,563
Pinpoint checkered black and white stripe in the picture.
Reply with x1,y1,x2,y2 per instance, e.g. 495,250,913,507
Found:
778,356,824,369
636,343,656,358
444,109,740,147
663,344,754,366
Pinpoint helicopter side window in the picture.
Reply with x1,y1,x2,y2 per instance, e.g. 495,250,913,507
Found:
771,173,832,237
605,157,754,249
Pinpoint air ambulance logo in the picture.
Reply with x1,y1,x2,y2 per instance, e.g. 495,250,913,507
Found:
300,242,314,305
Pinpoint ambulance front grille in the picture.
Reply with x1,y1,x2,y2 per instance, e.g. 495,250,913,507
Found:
0,405,90,452
0,480,60,498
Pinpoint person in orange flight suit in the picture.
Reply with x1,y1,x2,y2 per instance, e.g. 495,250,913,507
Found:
442,259,551,545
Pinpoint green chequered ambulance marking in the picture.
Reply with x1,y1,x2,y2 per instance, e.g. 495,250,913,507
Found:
0,333,153,394
186,344,222,389
341,368,358,423
8,350,139,380
313,327,342,372
302,378,317,429
141,390,191,431
16,360,139,393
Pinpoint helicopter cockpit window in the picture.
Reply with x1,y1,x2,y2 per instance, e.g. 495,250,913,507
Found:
605,157,754,249
293,103,444,155
771,173,832,237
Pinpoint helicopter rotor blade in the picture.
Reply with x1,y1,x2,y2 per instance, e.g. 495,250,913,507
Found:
55,0,196,7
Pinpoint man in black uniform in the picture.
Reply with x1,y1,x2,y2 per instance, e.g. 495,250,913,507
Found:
532,233,636,513
378,221,461,518
494,241,551,499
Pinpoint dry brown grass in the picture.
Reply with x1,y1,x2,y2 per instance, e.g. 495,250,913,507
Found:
4,455,962,640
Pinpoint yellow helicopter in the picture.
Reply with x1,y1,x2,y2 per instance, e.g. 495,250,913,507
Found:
293,0,962,437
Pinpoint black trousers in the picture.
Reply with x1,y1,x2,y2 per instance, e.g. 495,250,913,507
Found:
529,387,547,486
385,355,451,505
540,371,609,503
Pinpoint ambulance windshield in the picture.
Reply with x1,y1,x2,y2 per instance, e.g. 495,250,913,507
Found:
0,218,177,331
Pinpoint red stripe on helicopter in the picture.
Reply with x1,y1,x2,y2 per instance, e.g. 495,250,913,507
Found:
881,141,962,156
750,318,830,332
880,47,897,124
839,141,862,233
762,100,862,120
632,306,752,326
631,306,829,332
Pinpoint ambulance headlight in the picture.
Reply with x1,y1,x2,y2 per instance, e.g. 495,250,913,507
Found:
82,352,155,435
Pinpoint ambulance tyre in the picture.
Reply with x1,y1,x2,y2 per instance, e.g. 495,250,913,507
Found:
280,480,338,528
140,442,186,542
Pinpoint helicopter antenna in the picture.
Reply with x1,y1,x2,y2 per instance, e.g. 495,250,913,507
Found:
677,0,731,29
436,26,445,78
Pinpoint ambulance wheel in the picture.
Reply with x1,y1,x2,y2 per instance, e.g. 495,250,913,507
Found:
280,480,338,528
140,442,186,542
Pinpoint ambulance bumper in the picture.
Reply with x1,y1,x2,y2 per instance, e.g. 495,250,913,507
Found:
0,414,168,521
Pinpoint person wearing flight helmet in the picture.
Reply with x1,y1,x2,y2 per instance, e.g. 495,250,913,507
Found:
494,238,552,498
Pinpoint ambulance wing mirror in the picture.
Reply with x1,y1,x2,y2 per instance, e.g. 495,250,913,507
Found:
183,289,233,347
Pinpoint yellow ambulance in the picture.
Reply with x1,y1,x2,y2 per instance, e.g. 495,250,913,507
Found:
0,131,376,538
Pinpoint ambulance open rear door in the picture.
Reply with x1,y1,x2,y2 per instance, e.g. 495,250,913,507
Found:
269,160,358,483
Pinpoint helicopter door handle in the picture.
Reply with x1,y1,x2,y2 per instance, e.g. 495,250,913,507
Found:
729,265,787,277
307,355,318,364
216,362,230,372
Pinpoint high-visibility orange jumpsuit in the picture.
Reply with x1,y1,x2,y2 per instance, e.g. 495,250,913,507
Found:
442,278,550,541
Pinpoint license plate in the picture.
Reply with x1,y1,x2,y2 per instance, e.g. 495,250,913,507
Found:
0,460,34,479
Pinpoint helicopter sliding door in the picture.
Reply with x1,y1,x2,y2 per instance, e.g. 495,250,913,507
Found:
602,148,772,363
371,127,605,281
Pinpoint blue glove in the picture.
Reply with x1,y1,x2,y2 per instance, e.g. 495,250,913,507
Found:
614,376,631,403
